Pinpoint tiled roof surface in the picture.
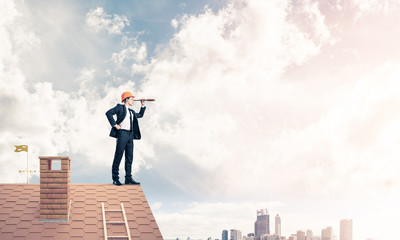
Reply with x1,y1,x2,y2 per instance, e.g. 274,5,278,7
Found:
0,184,163,240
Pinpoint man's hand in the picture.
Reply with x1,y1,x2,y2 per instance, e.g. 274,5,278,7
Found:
141,100,145,106
114,124,121,130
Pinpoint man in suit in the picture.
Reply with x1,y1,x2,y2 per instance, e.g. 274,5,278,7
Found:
106,91,146,186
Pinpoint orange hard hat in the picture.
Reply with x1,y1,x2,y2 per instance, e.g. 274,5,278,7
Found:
121,91,134,102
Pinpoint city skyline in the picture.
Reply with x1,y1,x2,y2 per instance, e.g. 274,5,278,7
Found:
218,210,356,240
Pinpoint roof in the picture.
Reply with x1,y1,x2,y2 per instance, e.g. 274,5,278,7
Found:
0,184,163,240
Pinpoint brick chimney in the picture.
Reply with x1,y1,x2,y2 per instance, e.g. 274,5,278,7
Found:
39,156,71,221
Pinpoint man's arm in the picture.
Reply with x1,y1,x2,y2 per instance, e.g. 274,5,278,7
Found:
135,100,146,118
105,105,119,127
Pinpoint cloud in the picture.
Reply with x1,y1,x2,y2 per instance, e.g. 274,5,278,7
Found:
111,43,147,67
86,7,130,35
132,0,400,199
351,0,400,17
136,0,335,196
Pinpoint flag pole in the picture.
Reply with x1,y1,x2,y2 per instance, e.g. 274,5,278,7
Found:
16,145,35,184
26,149,29,184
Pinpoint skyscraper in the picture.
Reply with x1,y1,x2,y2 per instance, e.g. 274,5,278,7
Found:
321,226,334,240
306,229,313,240
255,209,270,238
222,230,228,240
340,219,353,240
230,229,242,240
297,230,306,240
275,214,281,236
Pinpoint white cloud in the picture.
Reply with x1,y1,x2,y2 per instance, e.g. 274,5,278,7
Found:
171,18,179,29
351,0,400,17
111,44,147,67
86,7,130,35
151,201,162,211
137,0,335,195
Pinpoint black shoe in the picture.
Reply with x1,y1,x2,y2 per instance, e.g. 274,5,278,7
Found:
125,178,140,185
113,179,122,186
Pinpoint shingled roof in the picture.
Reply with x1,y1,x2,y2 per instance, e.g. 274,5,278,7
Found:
0,157,163,240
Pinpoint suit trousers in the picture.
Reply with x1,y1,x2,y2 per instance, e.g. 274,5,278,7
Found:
112,130,134,180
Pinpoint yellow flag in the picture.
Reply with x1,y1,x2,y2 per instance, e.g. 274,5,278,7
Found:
14,145,28,152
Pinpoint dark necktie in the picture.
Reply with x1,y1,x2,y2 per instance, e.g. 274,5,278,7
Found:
129,109,133,132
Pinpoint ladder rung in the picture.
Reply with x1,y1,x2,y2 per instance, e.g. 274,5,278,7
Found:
105,209,122,212
107,221,125,224
107,236,129,238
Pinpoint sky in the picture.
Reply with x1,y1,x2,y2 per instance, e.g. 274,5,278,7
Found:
1,0,400,239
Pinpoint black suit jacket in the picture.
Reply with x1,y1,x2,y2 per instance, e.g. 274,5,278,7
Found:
105,104,146,139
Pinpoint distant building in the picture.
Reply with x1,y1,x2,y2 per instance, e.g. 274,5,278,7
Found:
244,235,256,240
261,234,281,240
230,229,242,240
340,219,352,240
321,226,334,240
255,208,270,238
275,214,281,236
306,230,313,240
288,234,297,240
297,230,305,240
222,230,228,240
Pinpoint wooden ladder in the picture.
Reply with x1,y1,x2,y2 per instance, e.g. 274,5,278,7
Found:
101,202,132,240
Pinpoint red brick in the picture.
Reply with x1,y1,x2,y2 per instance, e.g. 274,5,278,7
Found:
40,209,53,215
55,189,68,194
40,189,52,194
54,178,68,183
40,178,53,183
53,172,61,178
43,189,67,194
53,209,68,215
59,194,68,199
47,194,60,199
52,173,67,178
47,204,61,209
40,165,48,170
47,184,61,189
53,199,68,204
40,199,54,204
45,214,59,219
